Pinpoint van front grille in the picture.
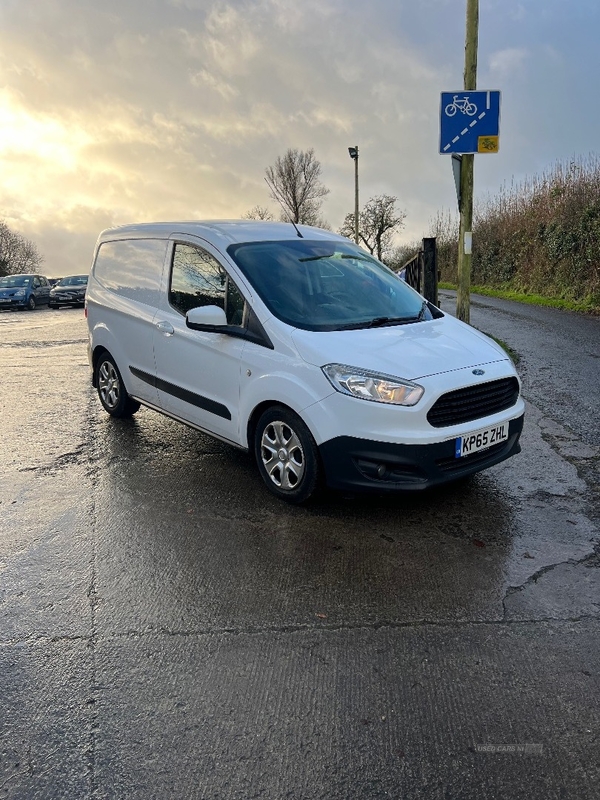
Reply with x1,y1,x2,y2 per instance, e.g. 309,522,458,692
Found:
427,377,519,428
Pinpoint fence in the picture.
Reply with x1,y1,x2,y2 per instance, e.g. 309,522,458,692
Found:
398,237,438,306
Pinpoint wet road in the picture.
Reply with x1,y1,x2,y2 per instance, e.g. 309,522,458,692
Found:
1,305,599,799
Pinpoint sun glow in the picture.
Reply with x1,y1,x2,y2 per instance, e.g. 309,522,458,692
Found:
0,91,91,171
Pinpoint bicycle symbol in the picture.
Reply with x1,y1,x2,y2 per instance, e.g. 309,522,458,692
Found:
445,95,478,117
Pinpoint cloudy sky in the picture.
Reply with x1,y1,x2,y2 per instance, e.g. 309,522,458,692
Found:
0,0,599,274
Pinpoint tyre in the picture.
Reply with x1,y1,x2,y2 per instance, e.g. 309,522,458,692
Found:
466,103,477,116
95,353,141,417
254,405,321,503
27,296,36,310
445,103,456,116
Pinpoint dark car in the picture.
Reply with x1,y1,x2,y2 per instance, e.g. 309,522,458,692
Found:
0,274,51,310
48,274,88,308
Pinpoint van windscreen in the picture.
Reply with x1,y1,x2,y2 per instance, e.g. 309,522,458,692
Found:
227,239,430,331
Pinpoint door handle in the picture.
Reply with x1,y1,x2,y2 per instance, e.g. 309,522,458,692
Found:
156,321,174,336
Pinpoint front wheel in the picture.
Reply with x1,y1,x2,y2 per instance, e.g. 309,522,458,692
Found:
95,353,141,417
27,296,36,310
254,406,321,504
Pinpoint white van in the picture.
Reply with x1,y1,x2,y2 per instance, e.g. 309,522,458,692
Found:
86,221,524,503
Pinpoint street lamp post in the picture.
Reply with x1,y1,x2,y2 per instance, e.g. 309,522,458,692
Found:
348,146,359,244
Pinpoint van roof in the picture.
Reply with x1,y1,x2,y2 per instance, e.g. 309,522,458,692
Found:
98,220,347,247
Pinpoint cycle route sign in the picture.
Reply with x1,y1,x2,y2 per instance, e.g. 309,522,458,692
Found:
439,90,501,154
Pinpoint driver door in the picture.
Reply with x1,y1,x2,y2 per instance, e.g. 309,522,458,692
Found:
152,240,247,444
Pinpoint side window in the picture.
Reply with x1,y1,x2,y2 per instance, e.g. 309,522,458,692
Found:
32,277,41,288
93,239,166,307
170,243,245,325
39,276,48,286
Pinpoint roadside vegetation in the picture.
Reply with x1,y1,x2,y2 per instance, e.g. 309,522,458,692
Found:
399,156,600,312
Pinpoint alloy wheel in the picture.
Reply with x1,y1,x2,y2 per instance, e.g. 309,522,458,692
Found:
260,420,305,490
98,360,120,410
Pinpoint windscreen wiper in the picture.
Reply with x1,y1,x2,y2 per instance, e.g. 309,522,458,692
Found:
299,253,372,263
335,316,418,330
298,254,334,262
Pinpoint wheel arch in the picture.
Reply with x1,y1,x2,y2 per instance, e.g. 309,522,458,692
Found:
89,323,129,391
91,344,111,388
240,369,333,450
246,400,321,459
247,401,288,458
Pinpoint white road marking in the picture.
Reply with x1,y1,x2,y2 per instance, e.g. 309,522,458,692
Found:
443,110,486,151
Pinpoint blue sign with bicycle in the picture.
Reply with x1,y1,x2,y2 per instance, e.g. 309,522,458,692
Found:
439,90,501,154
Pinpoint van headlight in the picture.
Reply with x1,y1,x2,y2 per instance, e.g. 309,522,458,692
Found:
322,363,424,406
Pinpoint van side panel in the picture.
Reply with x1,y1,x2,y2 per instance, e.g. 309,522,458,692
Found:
88,238,168,404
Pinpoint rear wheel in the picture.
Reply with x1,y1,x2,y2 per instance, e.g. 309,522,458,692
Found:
254,405,321,503
95,353,141,417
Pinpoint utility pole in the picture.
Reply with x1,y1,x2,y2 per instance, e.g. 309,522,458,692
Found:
348,146,359,244
456,0,479,323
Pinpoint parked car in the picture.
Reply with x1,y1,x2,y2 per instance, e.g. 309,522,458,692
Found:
86,221,524,503
48,274,88,308
0,274,51,310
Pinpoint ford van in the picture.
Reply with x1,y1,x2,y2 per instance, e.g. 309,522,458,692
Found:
86,221,524,503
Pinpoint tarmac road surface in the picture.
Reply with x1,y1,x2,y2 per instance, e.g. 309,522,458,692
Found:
0,303,598,799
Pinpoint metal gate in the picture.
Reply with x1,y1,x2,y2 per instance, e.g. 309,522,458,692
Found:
398,237,438,306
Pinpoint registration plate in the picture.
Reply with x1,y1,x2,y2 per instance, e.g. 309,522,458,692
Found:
455,422,509,458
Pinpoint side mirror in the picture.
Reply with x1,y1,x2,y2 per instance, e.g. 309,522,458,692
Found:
186,305,228,330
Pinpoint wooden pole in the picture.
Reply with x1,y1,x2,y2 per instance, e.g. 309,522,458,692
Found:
456,0,479,323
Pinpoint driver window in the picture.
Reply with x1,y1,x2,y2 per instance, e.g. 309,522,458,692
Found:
170,243,245,325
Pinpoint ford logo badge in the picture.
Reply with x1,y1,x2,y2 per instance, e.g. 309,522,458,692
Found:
472,369,485,376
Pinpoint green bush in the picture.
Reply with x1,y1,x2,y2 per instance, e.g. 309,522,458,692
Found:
433,156,600,308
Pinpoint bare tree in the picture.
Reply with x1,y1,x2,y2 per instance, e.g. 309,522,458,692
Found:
242,205,275,221
339,195,406,261
265,148,330,225
0,220,44,275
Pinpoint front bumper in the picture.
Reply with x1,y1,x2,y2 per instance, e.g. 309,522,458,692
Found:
318,414,524,492
0,298,26,308
49,295,85,306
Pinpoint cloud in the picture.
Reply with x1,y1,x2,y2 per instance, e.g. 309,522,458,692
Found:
0,0,598,272
488,47,529,76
